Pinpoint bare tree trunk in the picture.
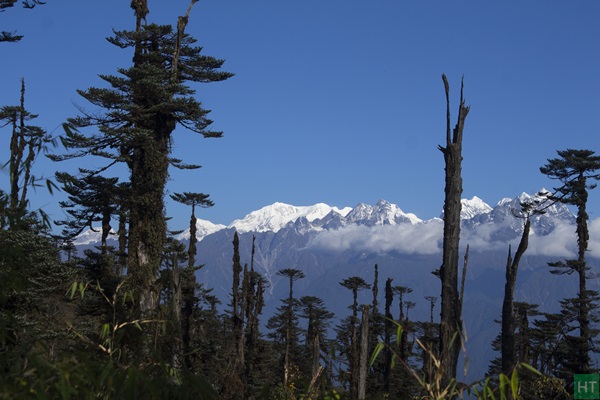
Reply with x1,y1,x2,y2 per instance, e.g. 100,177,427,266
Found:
438,74,469,387
171,256,183,371
117,203,128,276
238,265,248,372
383,278,393,393
501,218,530,381
358,305,370,400
459,244,469,317
312,333,321,380
172,0,198,76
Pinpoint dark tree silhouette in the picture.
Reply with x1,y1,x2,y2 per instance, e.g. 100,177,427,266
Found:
53,3,232,320
541,149,600,373
340,276,371,399
500,198,545,379
170,192,213,269
438,74,469,386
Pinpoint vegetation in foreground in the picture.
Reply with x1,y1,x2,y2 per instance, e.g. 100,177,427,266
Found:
2,1,600,399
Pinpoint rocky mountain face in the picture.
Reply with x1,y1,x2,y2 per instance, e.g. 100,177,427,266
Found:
75,191,600,379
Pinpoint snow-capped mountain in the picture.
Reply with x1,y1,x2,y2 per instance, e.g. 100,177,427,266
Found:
227,202,352,233
345,199,421,226
461,196,493,220
73,228,118,245
75,191,576,248
462,190,576,241
176,219,226,241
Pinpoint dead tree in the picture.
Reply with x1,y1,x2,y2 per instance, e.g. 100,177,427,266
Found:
358,305,370,400
502,200,540,379
438,74,469,387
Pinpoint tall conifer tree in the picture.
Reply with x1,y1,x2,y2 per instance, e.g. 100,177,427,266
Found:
52,2,232,319
540,149,600,374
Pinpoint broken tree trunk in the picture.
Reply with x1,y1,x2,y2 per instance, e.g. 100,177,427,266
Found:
438,74,470,388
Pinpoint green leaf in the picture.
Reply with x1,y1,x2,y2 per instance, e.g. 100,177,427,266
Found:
67,281,78,299
499,373,508,400
369,342,384,367
396,324,403,343
519,362,543,376
485,383,496,400
100,323,110,340
448,331,459,351
510,368,519,398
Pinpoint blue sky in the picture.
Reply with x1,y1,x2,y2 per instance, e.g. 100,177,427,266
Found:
1,1,600,230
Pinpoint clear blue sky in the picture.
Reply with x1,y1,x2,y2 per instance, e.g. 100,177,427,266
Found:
1,1,599,230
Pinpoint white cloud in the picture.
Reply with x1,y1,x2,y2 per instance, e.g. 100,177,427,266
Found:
587,218,600,259
308,220,443,255
461,224,510,252
306,217,599,259
525,220,577,258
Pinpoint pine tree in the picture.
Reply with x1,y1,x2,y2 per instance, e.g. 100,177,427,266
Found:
540,149,600,374
0,80,76,395
0,79,55,230
160,232,188,371
267,268,305,389
52,4,232,321
223,231,245,399
383,278,394,393
339,276,371,399
170,191,212,370
299,296,334,383
55,173,119,249
394,285,413,323
170,192,213,269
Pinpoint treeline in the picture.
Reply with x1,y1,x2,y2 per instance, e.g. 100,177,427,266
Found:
2,1,600,399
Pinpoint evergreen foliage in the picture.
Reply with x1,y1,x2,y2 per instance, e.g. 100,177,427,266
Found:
540,149,600,376
2,3,599,396
0,0,46,43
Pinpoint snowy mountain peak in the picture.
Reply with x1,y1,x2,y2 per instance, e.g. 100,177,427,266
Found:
72,228,118,245
347,200,421,226
461,196,493,220
176,218,227,242
74,191,574,246
496,197,513,207
229,202,351,233
375,199,390,207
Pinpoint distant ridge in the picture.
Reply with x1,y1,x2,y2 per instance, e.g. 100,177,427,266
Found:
75,191,575,246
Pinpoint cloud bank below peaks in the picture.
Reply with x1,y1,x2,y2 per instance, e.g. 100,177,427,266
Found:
308,217,600,259
308,219,443,255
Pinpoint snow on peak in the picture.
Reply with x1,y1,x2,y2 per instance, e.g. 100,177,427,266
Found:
176,218,227,241
496,197,513,207
347,199,421,225
229,202,351,233
73,228,118,245
461,196,492,220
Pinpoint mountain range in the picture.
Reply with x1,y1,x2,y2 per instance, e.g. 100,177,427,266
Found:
74,190,600,379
